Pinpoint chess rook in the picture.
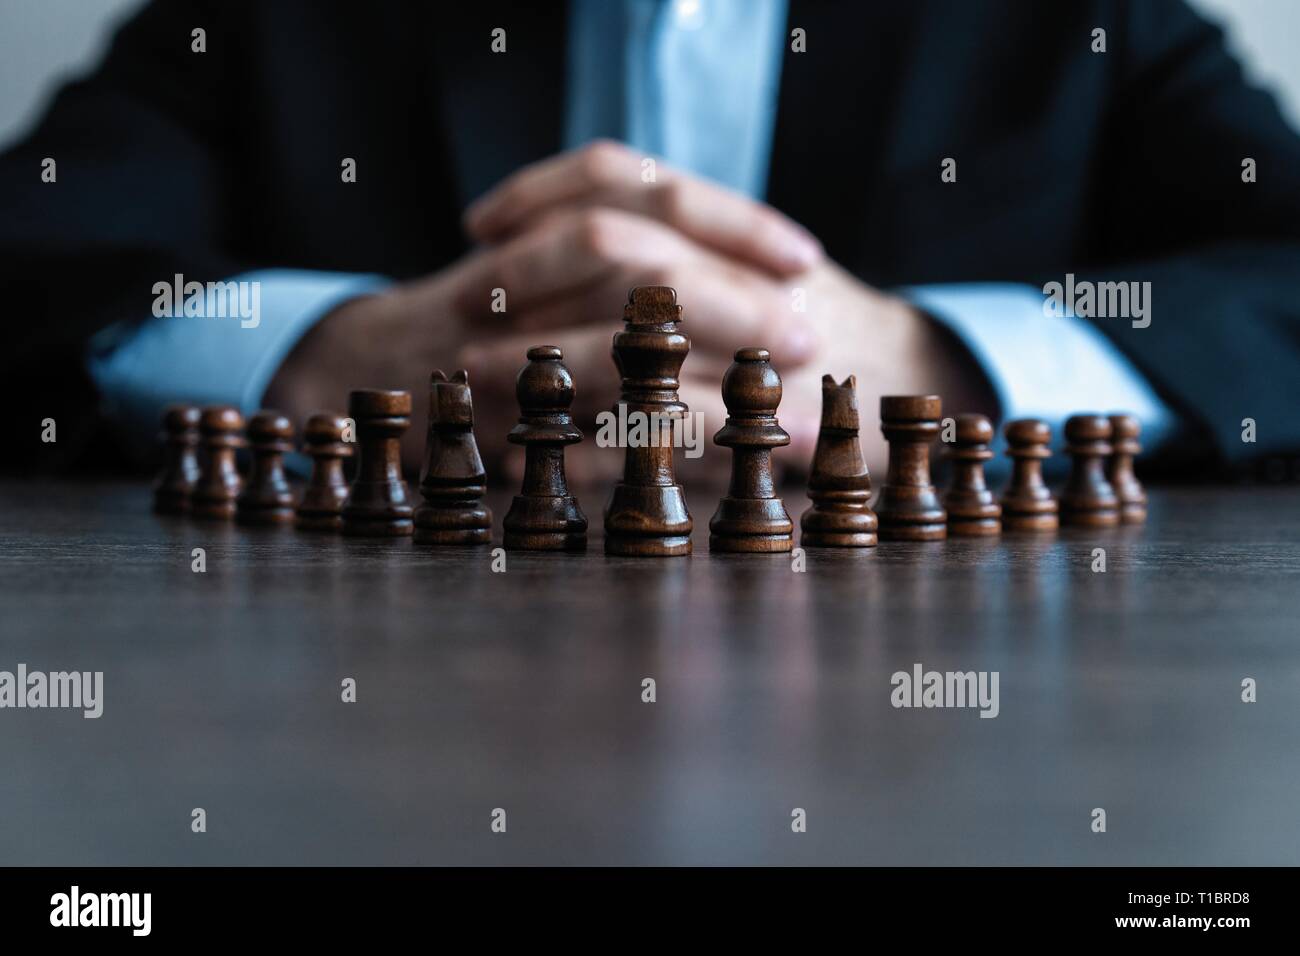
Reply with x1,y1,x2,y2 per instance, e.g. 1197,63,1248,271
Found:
1107,413,1148,524
153,404,201,514
603,286,693,557
341,389,414,536
709,348,793,552
413,371,492,545
1000,418,1059,531
941,413,1001,536
503,347,588,551
1060,413,1121,527
235,411,295,525
801,375,878,547
191,405,245,520
874,395,946,541
295,412,354,532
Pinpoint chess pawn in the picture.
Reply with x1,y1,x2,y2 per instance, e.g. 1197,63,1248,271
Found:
191,405,245,520
1107,413,1147,524
153,404,201,514
236,411,296,525
800,375,877,547
503,347,588,551
341,389,414,536
1060,413,1121,527
1000,418,1059,531
413,370,493,545
874,395,946,541
295,412,354,532
941,413,1001,536
604,286,694,557
709,348,794,552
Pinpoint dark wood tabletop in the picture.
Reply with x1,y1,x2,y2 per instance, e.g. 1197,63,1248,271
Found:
2,480,1298,865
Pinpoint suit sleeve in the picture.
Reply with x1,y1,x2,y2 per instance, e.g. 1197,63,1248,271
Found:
0,0,246,467
1076,0,1300,464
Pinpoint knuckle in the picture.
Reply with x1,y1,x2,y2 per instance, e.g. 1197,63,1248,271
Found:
751,214,785,250
653,179,691,224
493,251,525,294
575,209,625,260
578,140,628,186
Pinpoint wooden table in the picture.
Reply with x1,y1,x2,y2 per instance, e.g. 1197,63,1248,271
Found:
2,481,1297,865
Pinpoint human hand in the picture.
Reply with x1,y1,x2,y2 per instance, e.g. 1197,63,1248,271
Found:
267,141,993,491
268,141,831,481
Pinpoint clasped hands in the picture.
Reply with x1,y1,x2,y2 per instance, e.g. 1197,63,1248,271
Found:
268,140,983,484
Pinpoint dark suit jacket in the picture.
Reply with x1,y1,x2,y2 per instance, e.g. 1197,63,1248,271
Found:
4,0,1299,472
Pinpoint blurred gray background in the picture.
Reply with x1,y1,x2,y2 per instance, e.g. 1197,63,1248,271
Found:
1,0,1298,151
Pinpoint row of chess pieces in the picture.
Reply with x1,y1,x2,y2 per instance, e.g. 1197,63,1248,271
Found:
152,286,1146,554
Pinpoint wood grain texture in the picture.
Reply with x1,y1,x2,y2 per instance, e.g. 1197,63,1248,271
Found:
1,481,1298,866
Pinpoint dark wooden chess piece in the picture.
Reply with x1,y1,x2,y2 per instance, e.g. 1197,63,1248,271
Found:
1060,413,1120,527
1000,418,1059,531
295,412,354,532
503,347,587,551
942,413,1001,536
153,404,201,514
874,395,946,541
801,375,878,547
709,348,793,552
604,286,693,557
236,411,295,525
1107,413,1148,524
191,405,245,520
341,389,414,536
413,370,493,545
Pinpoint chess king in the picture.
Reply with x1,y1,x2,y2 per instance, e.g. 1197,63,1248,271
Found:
603,286,694,556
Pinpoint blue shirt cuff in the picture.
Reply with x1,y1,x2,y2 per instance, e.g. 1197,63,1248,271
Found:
902,283,1176,455
87,269,390,451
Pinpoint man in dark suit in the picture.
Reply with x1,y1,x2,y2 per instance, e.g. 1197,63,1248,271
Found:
3,0,1299,479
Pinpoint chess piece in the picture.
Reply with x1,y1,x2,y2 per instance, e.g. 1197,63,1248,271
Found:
153,404,201,514
236,411,295,525
295,412,354,532
1000,418,1059,531
1060,413,1120,527
801,375,878,547
502,348,588,551
941,413,1001,536
1107,413,1147,524
413,370,493,545
604,286,693,556
709,348,793,552
341,389,414,536
874,395,946,541
191,405,245,520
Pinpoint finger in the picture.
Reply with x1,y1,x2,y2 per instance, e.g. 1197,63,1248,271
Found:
465,141,822,276
464,140,642,237
516,181,824,277
507,265,820,367
450,208,694,317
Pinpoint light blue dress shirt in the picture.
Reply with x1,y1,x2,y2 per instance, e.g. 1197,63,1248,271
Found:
90,0,1172,458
